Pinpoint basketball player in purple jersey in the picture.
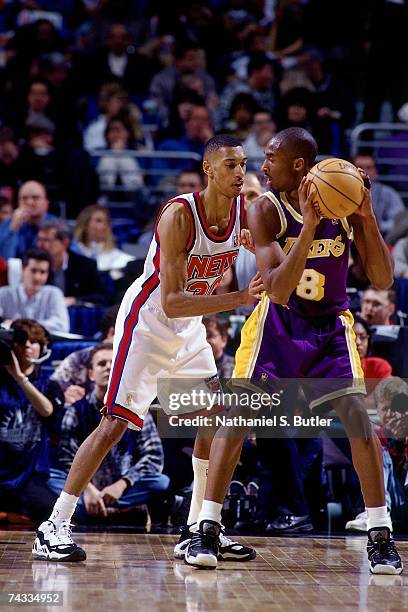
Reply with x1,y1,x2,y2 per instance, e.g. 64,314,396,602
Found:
185,127,402,574
32,135,262,563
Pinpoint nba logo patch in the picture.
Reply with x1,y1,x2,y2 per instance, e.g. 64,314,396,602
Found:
233,234,239,247
125,393,133,407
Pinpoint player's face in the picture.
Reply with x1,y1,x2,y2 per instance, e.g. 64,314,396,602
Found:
206,146,247,198
262,141,299,192
89,349,113,388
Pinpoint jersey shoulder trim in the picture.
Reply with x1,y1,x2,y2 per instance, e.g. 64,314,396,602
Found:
280,192,303,224
193,191,237,243
264,191,288,238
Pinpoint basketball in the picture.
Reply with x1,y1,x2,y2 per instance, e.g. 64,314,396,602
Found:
306,158,365,219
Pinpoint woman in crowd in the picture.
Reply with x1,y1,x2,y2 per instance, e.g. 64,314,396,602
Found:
72,204,133,279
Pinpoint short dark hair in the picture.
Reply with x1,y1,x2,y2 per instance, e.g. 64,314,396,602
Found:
11,318,50,351
22,247,51,268
248,53,275,76
89,342,113,367
203,315,229,338
40,219,73,242
273,127,317,167
99,305,120,339
204,134,242,159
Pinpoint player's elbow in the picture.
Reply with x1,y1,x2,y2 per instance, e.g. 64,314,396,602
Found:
268,292,289,306
161,293,180,318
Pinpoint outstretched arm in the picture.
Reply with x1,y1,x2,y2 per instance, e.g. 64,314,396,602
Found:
248,178,320,304
158,203,259,318
349,187,394,290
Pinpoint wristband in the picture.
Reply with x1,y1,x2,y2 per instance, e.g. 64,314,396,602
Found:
18,376,30,386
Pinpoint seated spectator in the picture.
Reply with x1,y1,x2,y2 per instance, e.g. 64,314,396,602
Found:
175,169,205,195
220,53,280,127
37,220,105,306
48,343,169,524
354,316,392,395
83,82,144,152
50,305,118,404
154,105,214,178
352,153,405,236
0,195,13,224
227,93,259,140
0,127,21,193
0,319,63,522
0,181,54,260
393,236,408,279
0,248,69,333
72,205,134,278
243,111,277,164
96,115,144,197
203,316,235,379
360,287,396,326
18,117,98,219
149,41,216,129
9,79,53,141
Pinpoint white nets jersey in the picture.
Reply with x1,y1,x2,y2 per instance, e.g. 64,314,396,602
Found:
105,191,245,429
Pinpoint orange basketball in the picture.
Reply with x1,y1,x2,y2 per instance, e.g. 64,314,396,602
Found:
306,158,365,219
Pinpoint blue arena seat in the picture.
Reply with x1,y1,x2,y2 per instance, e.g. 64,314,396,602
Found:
68,305,107,337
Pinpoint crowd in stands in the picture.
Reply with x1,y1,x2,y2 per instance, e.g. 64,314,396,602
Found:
0,0,408,533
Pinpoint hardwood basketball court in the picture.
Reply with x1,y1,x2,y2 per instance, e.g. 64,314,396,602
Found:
0,530,407,610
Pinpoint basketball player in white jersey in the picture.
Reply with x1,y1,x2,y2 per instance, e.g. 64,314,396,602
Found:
32,134,263,562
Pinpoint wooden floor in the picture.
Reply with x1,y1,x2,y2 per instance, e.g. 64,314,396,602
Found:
0,531,407,611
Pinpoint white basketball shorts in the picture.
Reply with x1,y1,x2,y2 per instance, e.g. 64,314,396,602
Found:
104,288,219,430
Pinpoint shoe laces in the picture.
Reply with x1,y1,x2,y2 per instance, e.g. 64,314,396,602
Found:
57,520,75,545
369,533,400,561
219,526,238,547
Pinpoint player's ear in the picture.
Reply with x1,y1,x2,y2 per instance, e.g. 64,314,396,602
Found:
203,159,213,179
293,157,305,173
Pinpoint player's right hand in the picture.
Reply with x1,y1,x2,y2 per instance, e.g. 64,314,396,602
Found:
83,483,108,517
298,177,320,230
242,272,264,305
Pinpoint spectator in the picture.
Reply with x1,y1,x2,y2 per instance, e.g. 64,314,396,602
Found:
18,116,98,219
393,236,408,280
83,82,144,152
48,343,169,523
352,153,405,236
149,41,216,128
0,180,54,260
51,305,119,405
0,196,13,224
354,315,392,396
0,318,63,522
227,93,259,140
37,220,105,306
0,127,22,193
85,23,154,96
155,105,214,177
203,316,235,379
8,79,53,140
360,287,396,326
96,115,144,197
72,205,134,278
0,248,69,333
220,53,280,127
175,169,205,195
243,111,277,163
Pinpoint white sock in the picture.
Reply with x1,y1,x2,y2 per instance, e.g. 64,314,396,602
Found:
366,505,392,531
49,491,79,525
187,456,209,525
198,499,223,525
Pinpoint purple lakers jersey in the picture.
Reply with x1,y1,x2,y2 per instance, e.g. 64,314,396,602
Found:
266,191,351,317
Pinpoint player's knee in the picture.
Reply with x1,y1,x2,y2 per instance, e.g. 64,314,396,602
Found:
334,396,372,437
96,417,128,448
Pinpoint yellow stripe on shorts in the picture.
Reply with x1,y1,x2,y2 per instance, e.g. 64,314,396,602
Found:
339,309,364,380
233,293,270,378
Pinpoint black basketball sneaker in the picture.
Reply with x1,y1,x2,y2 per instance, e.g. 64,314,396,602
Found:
32,520,86,562
184,520,221,569
174,523,256,562
367,527,403,574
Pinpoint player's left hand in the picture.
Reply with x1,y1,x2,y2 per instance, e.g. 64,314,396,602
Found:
240,228,255,254
101,479,128,506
